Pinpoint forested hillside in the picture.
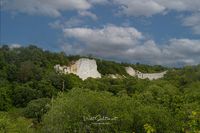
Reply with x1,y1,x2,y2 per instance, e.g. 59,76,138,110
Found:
0,45,200,133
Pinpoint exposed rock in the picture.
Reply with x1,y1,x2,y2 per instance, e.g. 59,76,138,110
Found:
137,71,167,80
107,74,117,79
107,74,122,79
54,58,101,80
125,66,167,80
125,67,136,76
54,58,166,81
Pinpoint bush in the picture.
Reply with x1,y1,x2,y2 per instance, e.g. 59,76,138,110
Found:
0,112,35,133
41,88,178,133
13,85,37,107
24,98,50,122
0,87,12,111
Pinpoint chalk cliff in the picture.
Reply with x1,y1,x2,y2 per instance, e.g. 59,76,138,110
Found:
54,58,166,80
137,71,167,80
125,66,167,80
54,58,101,80
125,67,136,76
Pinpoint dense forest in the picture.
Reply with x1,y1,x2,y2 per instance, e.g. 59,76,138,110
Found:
0,45,200,133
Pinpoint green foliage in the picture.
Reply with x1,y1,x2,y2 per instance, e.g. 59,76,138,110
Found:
164,65,200,87
62,74,83,90
0,45,200,132
17,61,43,83
184,82,200,104
97,59,128,75
49,72,82,91
122,62,167,73
41,88,178,133
144,124,156,133
0,87,12,111
24,98,50,122
0,112,35,133
0,112,10,132
182,111,200,133
13,85,37,107
33,80,56,98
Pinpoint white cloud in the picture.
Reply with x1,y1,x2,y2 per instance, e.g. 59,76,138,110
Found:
48,20,64,29
1,0,108,17
49,17,84,29
155,0,200,12
160,39,200,66
49,12,97,29
166,39,200,55
63,25,143,49
114,0,165,17
112,0,200,35
62,25,200,66
182,12,200,34
78,11,98,20
3,0,199,17
88,0,109,4
113,0,200,17
3,0,200,35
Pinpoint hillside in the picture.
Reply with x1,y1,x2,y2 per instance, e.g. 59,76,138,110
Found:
54,58,167,80
0,45,200,133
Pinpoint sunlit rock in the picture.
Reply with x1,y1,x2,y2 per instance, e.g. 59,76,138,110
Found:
54,58,101,80
125,66,167,80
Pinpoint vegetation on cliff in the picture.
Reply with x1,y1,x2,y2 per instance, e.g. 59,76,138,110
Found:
0,45,200,133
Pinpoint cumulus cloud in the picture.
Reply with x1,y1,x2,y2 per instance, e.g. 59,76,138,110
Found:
114,0,165,17
62,25,200,66
113,0,200,17
1,0,108,17
113,0,200,33
2,0,200,35
49,17,85,29
111,0,200,35
48,20,64,29
182,12,200,34
155,0,200,12
63,25,143,50
88,0,109,4
78,11,98,20
159,39,200,66
49,11,97,29
2,0,200,66
3,0,199,17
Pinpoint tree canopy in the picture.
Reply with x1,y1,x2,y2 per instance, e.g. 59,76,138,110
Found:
0,45,199,133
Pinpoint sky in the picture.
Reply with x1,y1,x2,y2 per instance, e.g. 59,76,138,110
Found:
0,0,200,66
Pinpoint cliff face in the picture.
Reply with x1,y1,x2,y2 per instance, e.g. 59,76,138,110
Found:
137,71,167,80
55,58,166,80
125,67,136,76
125,67,167,80
54,58,101,80
71,58,101,80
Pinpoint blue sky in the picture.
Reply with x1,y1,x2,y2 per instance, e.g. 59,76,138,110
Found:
1,0,200,66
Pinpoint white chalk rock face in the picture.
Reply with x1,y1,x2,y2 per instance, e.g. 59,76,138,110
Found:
66,58,101,80
125,67,136,76
107,74,122,79
125,66,167,80
137,71,167,80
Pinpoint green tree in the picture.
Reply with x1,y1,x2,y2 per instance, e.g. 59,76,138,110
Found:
0,87,12,111
144,124,156,133
13,85,37,107
24,98,50,122
0,112,35,133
